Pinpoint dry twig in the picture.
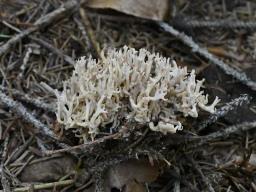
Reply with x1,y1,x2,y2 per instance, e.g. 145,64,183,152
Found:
189,158,215,192
79,8,101,58
30,37,75,65
18,44,40,78
159,22,256,91
194,121,256,148
0,91,61,145
174,18,256,29
45,132,121,155
1,21,75,66
0,86,55,113
0,0,86,57
11,179,74,192
4,136,34,165
0,134,11,192
73,16,92,55
198,94,251,131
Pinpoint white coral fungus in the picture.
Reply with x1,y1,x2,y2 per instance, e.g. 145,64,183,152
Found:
55,46,219,141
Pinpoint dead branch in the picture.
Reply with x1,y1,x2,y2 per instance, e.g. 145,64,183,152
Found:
12,179,74,192
174,18,256,29
0,0,86,57
196,121,256,147
18,43,40,78
0,86,55,113
0,27,37,57
73,16,92,55
0,91,59,144
198,94,251,131
30,36,75,65
1,20,75,67
45,132,121,155
4,136,34,165
0,134,11,192
189,158,215,192
79,8,101,58
159,22,256,91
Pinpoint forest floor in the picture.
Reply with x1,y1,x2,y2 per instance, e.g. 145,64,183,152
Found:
0,0,256,191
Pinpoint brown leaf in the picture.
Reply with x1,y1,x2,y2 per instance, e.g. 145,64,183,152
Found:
219,153,256,172
86,0,169,21
104,159,162,191
124,180,146,192
19,155,77,182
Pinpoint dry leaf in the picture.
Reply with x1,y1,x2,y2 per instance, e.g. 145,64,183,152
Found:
124,180,146,192
233,153,256,171
104,159,163,191
19,155,77,182
86,0,169,21
219,153,256,172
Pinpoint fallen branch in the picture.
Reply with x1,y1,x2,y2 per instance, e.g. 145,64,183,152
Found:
198,94,251,131
4,136,34,165
1,21,75,66
0,27,37,57
0,0,86,57
45,132,121,155
0,134,11,192
73,16,92,55
194,121,256,148
159,22,256,91
79,8,101,59
189,158,215,192
12,179,74,192
0,86,55,113
0,91,61,145
18,44,40,78
174,18,256,29
30,36,75,65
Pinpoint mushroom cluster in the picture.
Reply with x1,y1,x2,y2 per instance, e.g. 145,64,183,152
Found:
55,46,219,141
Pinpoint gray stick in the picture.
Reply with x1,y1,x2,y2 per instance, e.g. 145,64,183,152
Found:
159,22,256,91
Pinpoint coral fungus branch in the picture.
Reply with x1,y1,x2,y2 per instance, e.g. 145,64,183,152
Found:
55,46,219,141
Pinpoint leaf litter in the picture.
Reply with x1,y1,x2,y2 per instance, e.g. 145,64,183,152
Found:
0,0,256,191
